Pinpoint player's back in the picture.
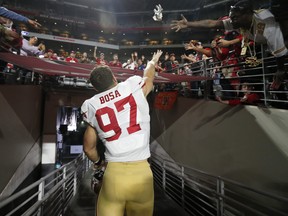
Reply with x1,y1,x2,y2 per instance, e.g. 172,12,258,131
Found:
82,75,151,162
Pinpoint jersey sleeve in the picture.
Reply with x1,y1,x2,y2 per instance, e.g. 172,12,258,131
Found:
263,18,287,57
81,100,95,127
256,10,287,57
125,75,147,93
0,7,29,23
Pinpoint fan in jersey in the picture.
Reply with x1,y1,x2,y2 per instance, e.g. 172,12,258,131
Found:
171,0,287,90
81,50,163,216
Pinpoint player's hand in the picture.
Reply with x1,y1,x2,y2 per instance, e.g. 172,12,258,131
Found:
93,160,106,170
171,14,188,32
28,19,41,28
151,50,163,65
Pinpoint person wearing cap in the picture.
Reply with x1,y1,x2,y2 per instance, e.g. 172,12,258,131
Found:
171,0,287,90
45,49,57,60
66,51,78,63
94,46,108,66
169,53,179,73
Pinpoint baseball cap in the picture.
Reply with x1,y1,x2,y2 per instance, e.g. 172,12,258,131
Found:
230,0,252,13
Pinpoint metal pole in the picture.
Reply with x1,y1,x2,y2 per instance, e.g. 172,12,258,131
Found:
202,59,209,100
217,178,224,216
73,168,77,197
62,166,67,214
181,166,185,209
162,161,166,193
37,181,44,216
261,44,268,106
31,70,35,83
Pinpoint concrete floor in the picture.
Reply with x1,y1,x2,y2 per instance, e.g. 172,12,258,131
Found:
65,170,189,216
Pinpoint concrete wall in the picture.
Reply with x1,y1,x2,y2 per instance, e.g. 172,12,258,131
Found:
0,87,94,199
150,97,288,197
0,86,43,199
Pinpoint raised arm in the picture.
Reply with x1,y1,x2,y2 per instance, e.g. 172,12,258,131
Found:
93,46,97,59
185,42,212,57
0,7,41,28
171,14,224,32
83,124,100,163
142,50,163,97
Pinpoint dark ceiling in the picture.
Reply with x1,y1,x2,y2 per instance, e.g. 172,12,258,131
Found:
50,0,222,13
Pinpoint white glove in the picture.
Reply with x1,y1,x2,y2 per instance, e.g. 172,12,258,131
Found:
153,4,163,21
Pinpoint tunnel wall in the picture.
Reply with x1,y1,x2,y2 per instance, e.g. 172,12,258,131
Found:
150,97,288,197
0,86,43,199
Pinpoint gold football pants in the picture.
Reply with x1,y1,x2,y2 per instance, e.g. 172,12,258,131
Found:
96,160,154,216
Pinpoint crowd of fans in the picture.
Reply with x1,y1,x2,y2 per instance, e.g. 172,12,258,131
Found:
0,0,287,109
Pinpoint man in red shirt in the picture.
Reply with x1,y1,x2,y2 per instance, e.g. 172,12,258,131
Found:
94,46,108,66
109,54,122,67
65,51,78,63
216,83,260,105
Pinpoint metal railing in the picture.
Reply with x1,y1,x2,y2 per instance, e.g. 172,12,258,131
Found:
175,46,288,108
150,154,288,216
1,151,288,216
0,153,90,216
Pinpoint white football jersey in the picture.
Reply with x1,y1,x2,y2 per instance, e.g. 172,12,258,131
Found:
81,76,151,162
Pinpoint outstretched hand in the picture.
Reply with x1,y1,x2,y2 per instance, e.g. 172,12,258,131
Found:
28,19,41,28
150,50,163,65
171,14,188,32
185,41,196,50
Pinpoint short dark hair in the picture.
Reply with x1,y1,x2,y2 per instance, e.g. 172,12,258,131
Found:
89,66,115,92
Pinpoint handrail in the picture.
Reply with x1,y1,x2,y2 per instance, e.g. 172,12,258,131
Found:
153,155,288,203
0,156,79,208
151,153,288,216
0,153,89,216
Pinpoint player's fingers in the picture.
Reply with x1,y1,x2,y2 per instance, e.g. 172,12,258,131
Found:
181,14,187,21
170,20,179,24
170,25,178,30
